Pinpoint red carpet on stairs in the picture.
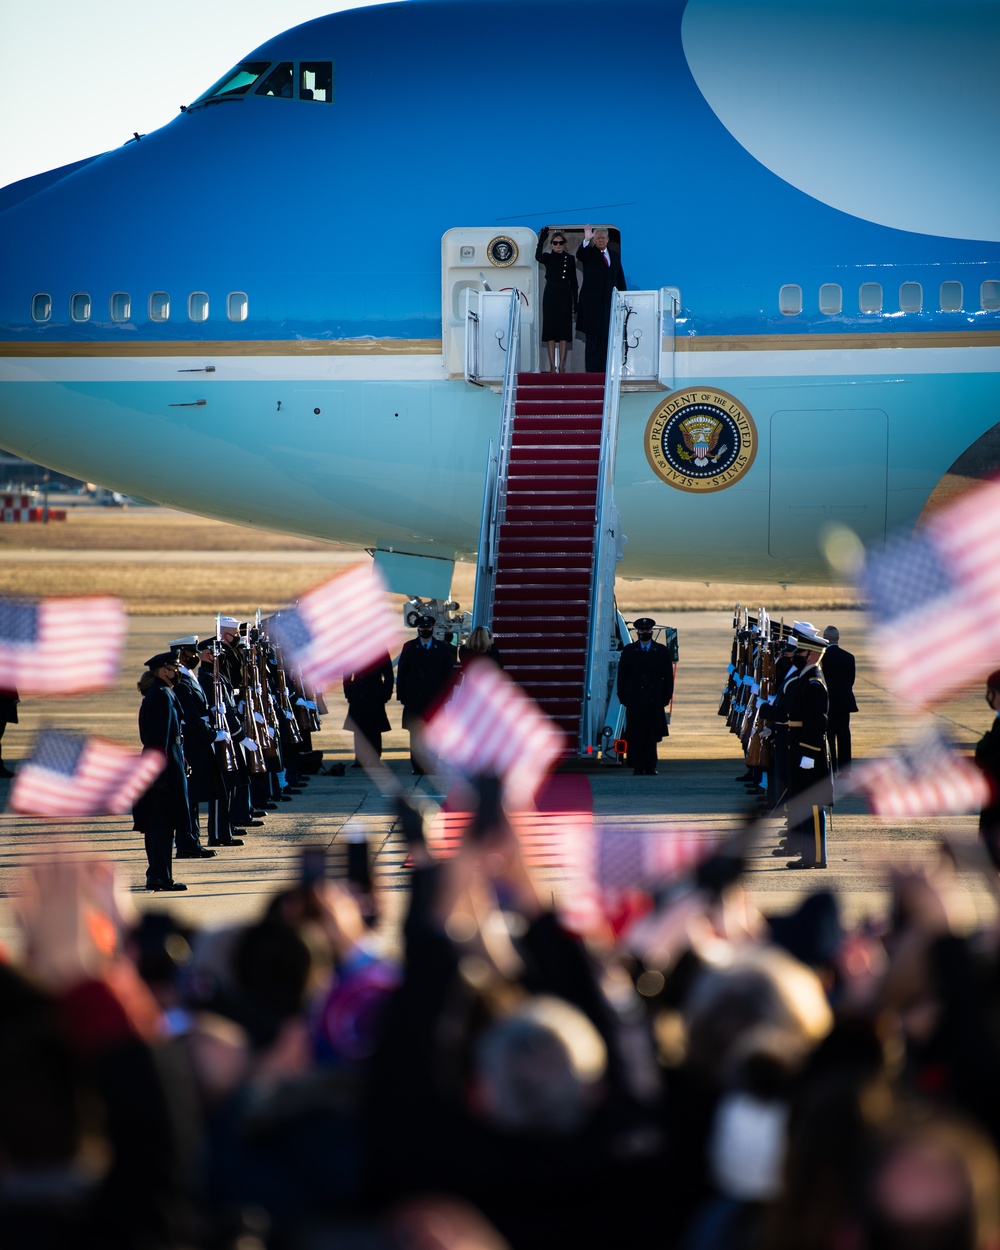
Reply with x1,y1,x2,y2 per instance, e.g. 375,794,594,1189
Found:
491,372,606,743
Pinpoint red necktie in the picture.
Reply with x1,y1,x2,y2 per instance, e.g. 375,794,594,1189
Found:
603,250,609,266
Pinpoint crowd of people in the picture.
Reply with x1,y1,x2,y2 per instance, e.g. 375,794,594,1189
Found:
4,781,1000,1250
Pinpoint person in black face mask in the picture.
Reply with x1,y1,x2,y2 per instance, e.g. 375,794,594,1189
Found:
616,617,674,776
396,615,455,774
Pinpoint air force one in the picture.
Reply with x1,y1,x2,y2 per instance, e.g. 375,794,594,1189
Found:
1,0,1000,595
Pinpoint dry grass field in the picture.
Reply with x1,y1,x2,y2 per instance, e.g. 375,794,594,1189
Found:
0,505,861,615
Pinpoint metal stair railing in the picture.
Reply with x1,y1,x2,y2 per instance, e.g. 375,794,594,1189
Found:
472,289,521,627
580,289,628,754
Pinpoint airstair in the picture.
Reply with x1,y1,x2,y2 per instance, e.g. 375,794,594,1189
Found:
469,286,675,756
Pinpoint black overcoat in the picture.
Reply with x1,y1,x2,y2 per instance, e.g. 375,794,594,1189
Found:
575,242,627,337
396,638,454,730
535,239,578,342
822,645,859,714
133,677,191,832
343,652,394,737
616,641,674,741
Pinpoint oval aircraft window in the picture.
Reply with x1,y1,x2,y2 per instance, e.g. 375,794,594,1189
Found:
110,292,131,322
859,283,883,314
31,293,52,322
70,292,91,321
227,292,248,322
819,284,842,315
982,281,1000,311
779,284,802,315
899,282,922,313
149,292,170,322
188,292,209,322
940,281,963,312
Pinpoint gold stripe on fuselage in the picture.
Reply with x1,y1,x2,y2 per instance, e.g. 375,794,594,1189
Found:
0,339,444,357
2,330,1000,358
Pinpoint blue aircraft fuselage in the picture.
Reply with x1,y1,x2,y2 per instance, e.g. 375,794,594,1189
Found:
1,0,998,583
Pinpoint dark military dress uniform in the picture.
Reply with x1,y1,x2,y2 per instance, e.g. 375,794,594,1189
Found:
172,664,225,855
785,660,832,869
133,669,190,890
616,623,674,775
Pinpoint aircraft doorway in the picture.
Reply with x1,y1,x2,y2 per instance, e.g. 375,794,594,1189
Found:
535,225,622,376
442,227,539,378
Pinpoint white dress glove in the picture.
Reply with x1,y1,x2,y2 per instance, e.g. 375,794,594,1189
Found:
244,739,259,753
799,756,814,769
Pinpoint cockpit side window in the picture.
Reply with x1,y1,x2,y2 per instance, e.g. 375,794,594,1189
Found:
256,63,295,98
204,61,271,99
300,63,334,102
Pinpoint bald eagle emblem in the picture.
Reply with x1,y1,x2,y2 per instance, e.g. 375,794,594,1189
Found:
677,414,726,467
644,388,758,494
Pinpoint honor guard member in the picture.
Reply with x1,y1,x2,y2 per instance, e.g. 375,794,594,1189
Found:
168,637,222,858
197,637,248,846
784,624,832,870
396,615,455,774
133,652,190,891
616,617,674,776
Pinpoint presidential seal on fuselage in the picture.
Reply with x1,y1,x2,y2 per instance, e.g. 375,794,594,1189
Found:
644,388,758,493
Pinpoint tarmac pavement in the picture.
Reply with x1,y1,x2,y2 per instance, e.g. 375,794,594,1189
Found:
1,607,996,954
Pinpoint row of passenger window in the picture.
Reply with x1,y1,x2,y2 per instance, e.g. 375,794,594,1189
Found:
29,292,249,324
780,280,1000,316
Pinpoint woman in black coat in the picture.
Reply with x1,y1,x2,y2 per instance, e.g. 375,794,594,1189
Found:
344,651,394,765
535,227,578,373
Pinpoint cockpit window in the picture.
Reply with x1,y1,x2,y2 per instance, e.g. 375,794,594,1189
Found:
256,62,294,98
206,61,271,99
300,63,333,102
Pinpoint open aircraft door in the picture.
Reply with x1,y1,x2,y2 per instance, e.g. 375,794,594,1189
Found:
442,227,538,379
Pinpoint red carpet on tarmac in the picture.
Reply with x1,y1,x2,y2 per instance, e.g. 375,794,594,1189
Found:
425,774,594,869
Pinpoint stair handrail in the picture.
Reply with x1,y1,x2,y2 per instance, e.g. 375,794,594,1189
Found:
472,289,521,627
581,289,628,753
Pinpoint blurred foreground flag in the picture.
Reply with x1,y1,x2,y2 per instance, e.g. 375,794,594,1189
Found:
861,479,1000,706
272,564,400,690
593,825,711,890
9,729,166,817
857,730,990,818
422,663,564,809
0,595,125,694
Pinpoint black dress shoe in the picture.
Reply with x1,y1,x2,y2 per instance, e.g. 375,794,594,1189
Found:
218,837,244,846
147,880,188,891
786,860,816,869
176,848,217,859
278,794,294,802
735,771,754,782
251,808,268,816
245,819,265,827
260,802,279,810
283,788,303,795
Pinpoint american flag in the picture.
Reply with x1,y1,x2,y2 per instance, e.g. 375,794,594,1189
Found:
271,563,401,690
861,478,1000,706
856,729,991,818
9,728,166,817
593,825,712,889
0,595,126,694
421,662,565,809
